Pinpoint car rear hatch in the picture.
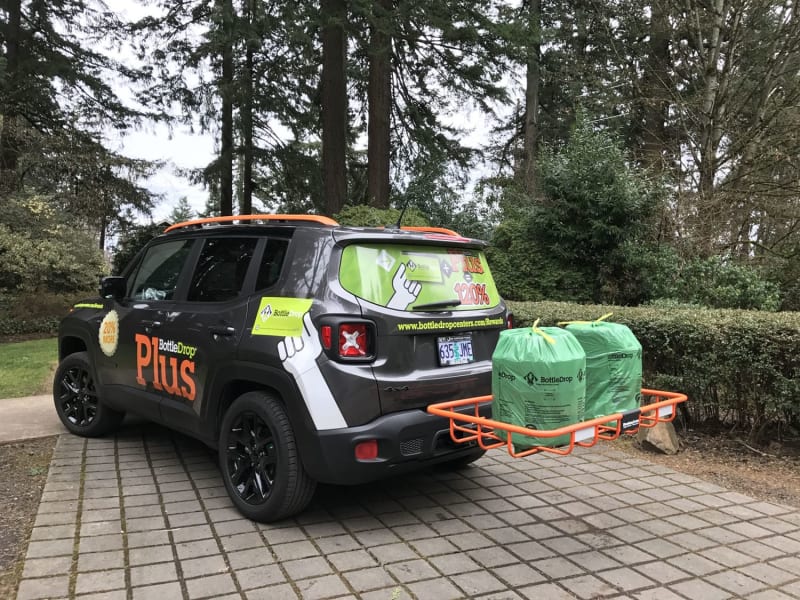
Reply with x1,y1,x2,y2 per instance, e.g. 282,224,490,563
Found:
332,229,507,416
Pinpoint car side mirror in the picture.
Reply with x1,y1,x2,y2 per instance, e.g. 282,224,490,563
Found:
99,276,126,300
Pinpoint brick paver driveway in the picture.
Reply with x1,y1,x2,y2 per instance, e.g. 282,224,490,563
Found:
16,424,800,600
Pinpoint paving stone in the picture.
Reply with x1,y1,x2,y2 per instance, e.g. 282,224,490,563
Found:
530,556,585,580
75,569,126,595
168,511,208,528
669,578,733,600
245,583,299,599
176,537,222,560
560,574,619,599
220,531,265,552
185,572,238,599
368,542,417,564
272,540,319,561
506,540,556,562
761,535,800,553
129,560,180,587
80,519,122,537
666,552,724,577
316,534,361,554
328,549,378,571
519,582,581,600
78,549,125,572
632,560,689,584
127,515,167,532
342,566,396,592
181,553,230,579
132,581,184,600
127,529,172,548
29,523,76,541
360,587,414,600
353,528,402,547
568,550,623,572
16,575,70,600
25,538,74,559
699,546,754,568
491,562,546,587
283,556,333,580
295,574,351,600
737,561,797,585
597,567,653,591
408,537,458,556
386,559,439,583
541,535,591,555
21,554,72,579
214,518,258,537
236,564,286,590
633,588,686,600
172,523,214,543
405,577,464,600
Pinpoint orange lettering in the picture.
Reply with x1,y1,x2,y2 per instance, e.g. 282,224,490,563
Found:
135,334,151,385
160,355,181,396
180,361,196,401
151,337,163,391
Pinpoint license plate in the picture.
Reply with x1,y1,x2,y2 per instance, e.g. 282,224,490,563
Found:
437,335,474,367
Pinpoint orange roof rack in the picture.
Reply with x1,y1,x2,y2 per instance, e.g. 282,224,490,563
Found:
165,214,339,233
400,226,460,237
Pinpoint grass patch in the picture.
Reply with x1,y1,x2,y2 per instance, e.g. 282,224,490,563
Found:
0,338,57,399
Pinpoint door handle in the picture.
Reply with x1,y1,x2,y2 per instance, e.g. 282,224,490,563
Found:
142,320,162,333
210,325,236,338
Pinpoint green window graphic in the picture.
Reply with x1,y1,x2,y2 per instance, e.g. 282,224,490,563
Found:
339,244,500,311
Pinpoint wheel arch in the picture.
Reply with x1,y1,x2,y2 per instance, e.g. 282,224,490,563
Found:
59,335,89,361
205,364,317,450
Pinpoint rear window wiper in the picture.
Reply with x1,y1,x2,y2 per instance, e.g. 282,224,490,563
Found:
412,299,461,311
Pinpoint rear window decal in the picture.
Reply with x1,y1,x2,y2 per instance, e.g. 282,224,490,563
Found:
251,297,313,337
340,244,500,311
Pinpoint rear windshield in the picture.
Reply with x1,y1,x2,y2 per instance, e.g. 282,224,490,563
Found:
339,244,500,312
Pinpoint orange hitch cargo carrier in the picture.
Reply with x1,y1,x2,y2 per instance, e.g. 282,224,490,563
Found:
427,388,687,458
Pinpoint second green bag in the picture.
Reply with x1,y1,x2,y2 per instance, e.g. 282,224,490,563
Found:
492,326,586,448
565,321,642,420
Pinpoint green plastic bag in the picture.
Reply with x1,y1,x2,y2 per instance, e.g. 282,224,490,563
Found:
565,321,642,420
492,325,586,448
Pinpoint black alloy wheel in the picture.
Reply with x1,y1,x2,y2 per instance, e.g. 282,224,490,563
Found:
225,411,278,504
58,365,98,427
52,351,125,437
218,391,316,522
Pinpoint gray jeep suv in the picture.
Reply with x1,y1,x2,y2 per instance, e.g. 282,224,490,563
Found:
54,214,510,521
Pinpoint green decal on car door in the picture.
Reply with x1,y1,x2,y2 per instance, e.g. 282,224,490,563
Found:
251,297,313,337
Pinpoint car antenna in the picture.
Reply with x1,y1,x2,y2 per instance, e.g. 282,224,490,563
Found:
386,198,410,231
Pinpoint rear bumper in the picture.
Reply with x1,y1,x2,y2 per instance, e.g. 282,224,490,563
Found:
299,402,492,485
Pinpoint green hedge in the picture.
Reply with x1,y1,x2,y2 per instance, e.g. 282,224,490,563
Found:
508,301,800,441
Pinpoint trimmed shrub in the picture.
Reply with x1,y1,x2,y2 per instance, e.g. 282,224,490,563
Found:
508,300,800,442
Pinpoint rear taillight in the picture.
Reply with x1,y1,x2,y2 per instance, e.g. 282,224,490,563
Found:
506,312,514,329
339,323,369,357
320,325,333,350
354,439,378,460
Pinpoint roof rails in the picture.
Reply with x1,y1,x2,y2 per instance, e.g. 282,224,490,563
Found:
165,214,339,233
400,226,460,237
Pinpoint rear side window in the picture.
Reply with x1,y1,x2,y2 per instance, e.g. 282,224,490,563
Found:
129,239,194,301
187,237,257,302
338,244,500,311
256,238,289,290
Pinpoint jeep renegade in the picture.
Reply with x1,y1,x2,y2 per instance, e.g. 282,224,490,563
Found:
54,214,510,521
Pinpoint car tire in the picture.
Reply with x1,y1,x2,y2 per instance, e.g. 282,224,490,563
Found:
219,391,316,522
442,449,486,470
53,351,125,437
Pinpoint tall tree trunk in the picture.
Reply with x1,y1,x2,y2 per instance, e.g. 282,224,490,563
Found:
240,0,255,215
0,0,22,196
641,0,670,173
693,0,726,255
321,0,348,215
219,0,235,216
367,0,392,208
520,0,540,195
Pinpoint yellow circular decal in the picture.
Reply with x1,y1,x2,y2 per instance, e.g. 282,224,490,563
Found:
99,310,119,357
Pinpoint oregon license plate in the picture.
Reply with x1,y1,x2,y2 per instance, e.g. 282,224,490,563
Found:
437,335,474,367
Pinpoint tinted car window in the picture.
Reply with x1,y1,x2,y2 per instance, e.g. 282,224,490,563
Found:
256,238,289,290
187,237,257,302
129,239,194,301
